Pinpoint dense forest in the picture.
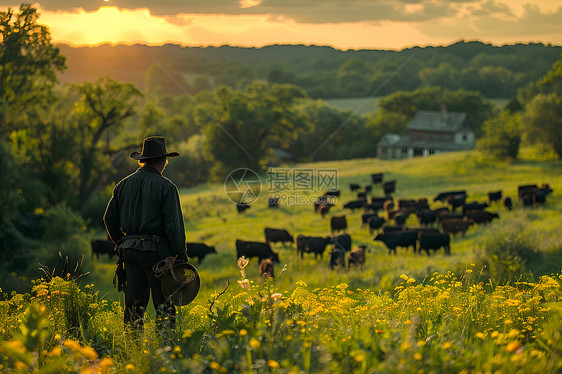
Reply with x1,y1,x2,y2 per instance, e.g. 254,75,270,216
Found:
59,41,562,99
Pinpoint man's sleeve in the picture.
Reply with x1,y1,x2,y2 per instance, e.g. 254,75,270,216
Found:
163,184,188,260
103,185,123,245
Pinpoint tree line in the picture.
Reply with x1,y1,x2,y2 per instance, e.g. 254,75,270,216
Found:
0,4,560,292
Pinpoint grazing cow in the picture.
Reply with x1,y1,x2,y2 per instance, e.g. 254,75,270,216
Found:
383,200,395,212
297,235,333,259
418,232,451,256
440,219,474,236
357,192,367,200
324,190,341,197
333,233,352,252
373,230,418,255
267,196,280,208
364,185,373,194
371,196,392,212
349,183,361,192
465,211,499,224
330,215,348,233
383,225,406,234
462,201,489,216
371,173,384,184
368,216,386,234
398,199,417,210
91,239,116,259
394,213,408,226
348,245,367,269
235,240,280,263
259,258,275,279
433,190,467,203
344,199,367,211
383,180,396,195
446,194,467,212
418,210,437,227
503,197,513,211
361,213,379,227
264,228,294,245
518,184,538,198
437,212,463,222
533,189,548,206
186,242,218,263
488,191,502,205
319,203,334,218
329,248,346,270
236,203,251,213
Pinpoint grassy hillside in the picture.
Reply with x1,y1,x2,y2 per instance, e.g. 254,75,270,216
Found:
91,150,562,308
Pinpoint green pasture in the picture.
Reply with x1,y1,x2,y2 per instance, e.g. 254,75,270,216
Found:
91,149,562,311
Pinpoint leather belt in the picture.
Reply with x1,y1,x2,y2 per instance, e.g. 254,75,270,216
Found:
123,234,169,245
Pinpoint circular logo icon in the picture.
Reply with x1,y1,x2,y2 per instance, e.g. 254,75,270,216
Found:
224,168,262,204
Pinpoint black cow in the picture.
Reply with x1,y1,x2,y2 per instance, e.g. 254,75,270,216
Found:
418,232,451,256
297,235,333,259
236,203,251,213
383,225,406,234
357,192,367,200
348,245,367,269
446,194,467,212
329,248,346,270
488,190,502,204
324,190,341,197
235,240,280,263
344,200,367,212
186,242,218,264
371,173,384,184
264,228,294,245
361,213,379,227
394,213,408,226
330,215,347,233
319,203,334,218
418,210,437,226
433,190,467,203
465,211,499,224
462,201,489,216
267,196,280,208
333,233,352,252
383,180,396,195
349,183,361,192
368,216,386,234
437,212,463,222
503,197,513,211
91,239,116,259
373,230,418,255
370,196,392,212
364,185,373,194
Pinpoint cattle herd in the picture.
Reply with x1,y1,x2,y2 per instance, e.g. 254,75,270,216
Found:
90,174,553,279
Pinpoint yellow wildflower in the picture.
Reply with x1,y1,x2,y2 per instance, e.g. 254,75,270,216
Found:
209,362,221,370
249,338,260,348
506,341,521,353
268,360,281,368
413,352,423,361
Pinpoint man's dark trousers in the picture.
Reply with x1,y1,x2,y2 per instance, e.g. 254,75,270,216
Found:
122,248,176,331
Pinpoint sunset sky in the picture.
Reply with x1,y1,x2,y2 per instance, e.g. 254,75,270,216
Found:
2,1,561,50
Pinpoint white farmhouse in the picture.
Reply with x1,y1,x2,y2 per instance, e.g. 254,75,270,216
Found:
377,109,475,159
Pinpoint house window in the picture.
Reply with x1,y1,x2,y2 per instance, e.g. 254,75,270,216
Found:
429,149,435,155
462,133,467,141
401,148,408,155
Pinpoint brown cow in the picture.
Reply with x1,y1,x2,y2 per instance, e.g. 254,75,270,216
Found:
259,258,274,279
440,219,474,236
348,245,367,269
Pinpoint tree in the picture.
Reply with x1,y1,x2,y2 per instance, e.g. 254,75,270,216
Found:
525,93,562,159
0,4,65,134
71,77,143,206
477,111,523,159
195,82,308,179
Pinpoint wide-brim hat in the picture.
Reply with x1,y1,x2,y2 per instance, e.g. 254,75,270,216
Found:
130,136,180,160
160,262,200,306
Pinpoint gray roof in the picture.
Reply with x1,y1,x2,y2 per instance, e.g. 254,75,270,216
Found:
408,110,469,132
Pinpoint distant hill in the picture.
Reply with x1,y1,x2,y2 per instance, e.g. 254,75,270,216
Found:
56,41,562,99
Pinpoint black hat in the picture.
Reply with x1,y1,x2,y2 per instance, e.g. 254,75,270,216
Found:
160,261,200,306
130,136,180,160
